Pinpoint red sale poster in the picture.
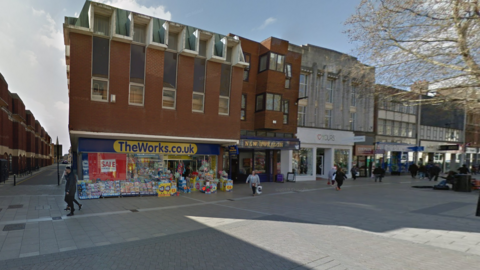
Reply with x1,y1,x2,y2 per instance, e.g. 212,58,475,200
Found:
88,153,126,180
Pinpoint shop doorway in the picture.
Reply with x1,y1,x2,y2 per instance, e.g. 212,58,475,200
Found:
316,148,325,176
231,158,239,181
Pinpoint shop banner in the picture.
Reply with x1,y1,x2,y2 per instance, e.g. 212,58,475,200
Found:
355,145,374,156
239,139,300,150
81,153,89,180
100,159,117,173
79,138,220,155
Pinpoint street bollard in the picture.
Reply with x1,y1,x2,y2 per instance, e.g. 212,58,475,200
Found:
14,175,16,186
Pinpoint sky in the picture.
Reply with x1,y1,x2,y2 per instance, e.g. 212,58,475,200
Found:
0,0,362,154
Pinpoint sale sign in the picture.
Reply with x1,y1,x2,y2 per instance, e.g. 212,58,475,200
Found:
101,159,117,172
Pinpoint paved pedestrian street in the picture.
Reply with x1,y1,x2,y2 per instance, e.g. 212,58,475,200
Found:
0,170,480,269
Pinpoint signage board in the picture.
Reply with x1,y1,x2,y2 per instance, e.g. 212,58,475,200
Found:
439,145,460,151
228,145,239,155
353,136,366,143
239,139,300,150
354,145,374,156
100,159,117,173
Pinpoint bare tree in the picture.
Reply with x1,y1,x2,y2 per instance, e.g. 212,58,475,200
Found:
346,0,480,111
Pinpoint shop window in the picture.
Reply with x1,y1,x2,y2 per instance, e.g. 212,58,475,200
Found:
192,58,206,112
334,149,350,172
266,93,282,111
299,74,308,97
94,14,110,36
130,44,145,84
129,84,144,106
163,52,177,109
91,79,108,102
326,79,335,103
292,148,313,176
168,31,178,51
283,100,289,124
92,36,109,79
243,53,251,81
285,63,292,88
259,54,268,72
241,94,246,121
219,64,231,115
256,94,264,111
254,151,266,174
133,24,146,43
298,106,306,126
324,109,332,128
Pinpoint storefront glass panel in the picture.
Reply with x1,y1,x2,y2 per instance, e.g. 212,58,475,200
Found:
334,149,350,172
293,148,313,176
254,151,266,174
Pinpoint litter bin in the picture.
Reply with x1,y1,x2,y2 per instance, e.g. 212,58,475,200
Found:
454,174,472,192
276,174,284,183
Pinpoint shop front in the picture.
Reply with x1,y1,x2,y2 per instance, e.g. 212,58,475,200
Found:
294,128,354,181
465,147,478,167
229,137,300,184
374,142,416,174
353,145,375,177
76,138,224,199
419,141,462,171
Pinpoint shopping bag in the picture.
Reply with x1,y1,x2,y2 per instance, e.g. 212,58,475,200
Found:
256,185,262,195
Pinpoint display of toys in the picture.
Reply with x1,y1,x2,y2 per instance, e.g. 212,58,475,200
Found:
157,182,171,197
77,181,101,199
102,180,121,197
121,181,139,196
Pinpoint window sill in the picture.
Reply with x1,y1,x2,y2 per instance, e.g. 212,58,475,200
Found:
129,103,144,107
91,98,109,103
218,113,229,116
162,106,176,110
192,110,204,113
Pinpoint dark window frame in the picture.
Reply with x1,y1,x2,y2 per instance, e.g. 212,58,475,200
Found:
255,93,265,112
284,63,292,89
243,53,251,82
255,93,283,112
258,53,268,73
283,100,289,124
258,52,286,74
241,94,247,121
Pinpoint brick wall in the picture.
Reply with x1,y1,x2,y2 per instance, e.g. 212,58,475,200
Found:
69,33,242,140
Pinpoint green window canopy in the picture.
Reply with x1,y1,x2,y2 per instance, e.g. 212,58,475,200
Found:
152,18,166,44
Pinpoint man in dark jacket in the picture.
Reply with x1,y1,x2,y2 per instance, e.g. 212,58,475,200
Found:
458,164,470,174
408,163,419,179
373,167,385,182
430,164,441,181
64,167,77,216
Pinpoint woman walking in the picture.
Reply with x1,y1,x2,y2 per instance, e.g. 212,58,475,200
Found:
335,167,347,191
246,170,261,196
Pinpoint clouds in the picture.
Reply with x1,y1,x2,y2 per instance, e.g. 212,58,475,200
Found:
32,7,64,51
99,0,172,20
55,101,69,111
254,17,277,30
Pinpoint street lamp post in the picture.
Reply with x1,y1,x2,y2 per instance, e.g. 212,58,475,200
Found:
56,137,59,186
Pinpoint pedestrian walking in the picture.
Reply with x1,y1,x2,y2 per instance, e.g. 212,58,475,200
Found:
327,166,337,185
430,164,441,181
246,170,261,196
64,166,77,216
63,173,82,212
334,167,347,191
408,163,418,179
418,164,426,179
373,167,385,182
350,165,359,180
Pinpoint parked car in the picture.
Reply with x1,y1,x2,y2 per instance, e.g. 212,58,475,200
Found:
62,160,69,164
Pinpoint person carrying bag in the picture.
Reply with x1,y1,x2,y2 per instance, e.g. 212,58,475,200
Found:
246,170,261,196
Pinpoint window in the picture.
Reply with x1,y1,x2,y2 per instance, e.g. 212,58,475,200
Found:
256,94,264,111
297,106,306,126
292,148,313,176
91,79,108,102
283,100,289,124
94,15,110,36
299,74,308,97
266,93,282,111
243,53,251,81
130,44,145,84
168,32,178,51
199,40,207,57
326,79,335,103
92,36,109,78
163,51,177,109
129,84,144,105
285,63,292,88
219,64,231,115
385,120,392,135
325,110,332,128
351,85,357,107
259,52,285,73
192,58,206,112
241,94,246,121
378,119,385,135
401,122,407,137
393,121,400,136
133,24,146,43
350,113,356,130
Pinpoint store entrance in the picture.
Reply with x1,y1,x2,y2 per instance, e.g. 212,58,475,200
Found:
231,158,239,181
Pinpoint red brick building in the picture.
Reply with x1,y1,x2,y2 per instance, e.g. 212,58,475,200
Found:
64,1,249,180
0,73,52,174
227,35,301,183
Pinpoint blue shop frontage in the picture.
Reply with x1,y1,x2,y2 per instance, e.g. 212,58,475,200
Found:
374,142,418,174
227,137,300,184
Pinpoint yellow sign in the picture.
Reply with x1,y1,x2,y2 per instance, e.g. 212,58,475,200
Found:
157,183,172,197
243,140,284,148
114,140,198,155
